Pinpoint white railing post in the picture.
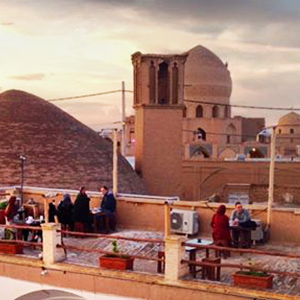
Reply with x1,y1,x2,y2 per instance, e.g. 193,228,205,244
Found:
42,223,66,266
164,236,187,282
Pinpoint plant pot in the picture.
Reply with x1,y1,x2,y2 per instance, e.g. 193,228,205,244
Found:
0,242,23,254
99,255,134,271
233,271,273,289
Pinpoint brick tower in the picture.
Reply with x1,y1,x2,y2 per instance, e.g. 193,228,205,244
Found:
131,52,187,196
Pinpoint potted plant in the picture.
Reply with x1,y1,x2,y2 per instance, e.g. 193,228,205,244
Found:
0,199,8,224
0,228,23,255
233,259,273,289
99,240,134,271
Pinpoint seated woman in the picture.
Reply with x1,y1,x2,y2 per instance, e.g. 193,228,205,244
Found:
4,196,19,239
4,196,19,224
73,187,92,232
211,205,231,258
57,193,74,232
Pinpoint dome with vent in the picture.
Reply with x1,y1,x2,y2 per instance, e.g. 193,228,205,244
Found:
278,112,300,127
184,45,232,103
0,90,146,193
277,112,300,135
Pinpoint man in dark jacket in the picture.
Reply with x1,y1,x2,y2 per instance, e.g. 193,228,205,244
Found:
99,186,116,231
100,186,116,215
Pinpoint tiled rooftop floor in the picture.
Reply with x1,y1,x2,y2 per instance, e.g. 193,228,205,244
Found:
20,229,300,296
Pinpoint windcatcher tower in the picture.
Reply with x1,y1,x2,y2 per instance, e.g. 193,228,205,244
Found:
132,52,187,196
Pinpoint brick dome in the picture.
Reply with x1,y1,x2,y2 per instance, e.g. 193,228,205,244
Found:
0,90,146,193
184,45,232,103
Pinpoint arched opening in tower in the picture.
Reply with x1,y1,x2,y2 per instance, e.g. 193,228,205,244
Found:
158,61,169,104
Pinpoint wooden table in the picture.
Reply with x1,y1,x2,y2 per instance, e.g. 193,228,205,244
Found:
13,220,42,242
230,226,253,248
91,209,109,233
185,239,213,277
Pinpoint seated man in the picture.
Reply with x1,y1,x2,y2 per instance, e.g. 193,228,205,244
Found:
99,186,116,231
230,202,253,247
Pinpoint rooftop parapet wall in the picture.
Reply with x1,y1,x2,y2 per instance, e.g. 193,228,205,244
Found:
1,186,300,243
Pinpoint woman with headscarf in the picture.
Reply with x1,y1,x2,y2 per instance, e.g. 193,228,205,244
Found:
211,205,231,258
73,187,91,232
57,193,74,231
4,196,19,224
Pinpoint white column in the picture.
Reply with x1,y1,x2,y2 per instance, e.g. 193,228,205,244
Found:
121,81,126,156
113,129,118,195
42,223,66,266
164,236,188,282
164,203,171,237
267,127,276,227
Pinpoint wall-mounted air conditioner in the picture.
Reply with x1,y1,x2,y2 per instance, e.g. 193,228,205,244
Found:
171,209,199,235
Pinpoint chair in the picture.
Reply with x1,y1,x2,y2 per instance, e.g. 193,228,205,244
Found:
201,257,221,281
214,239,231,259
74,222,85,233
157,251,165,274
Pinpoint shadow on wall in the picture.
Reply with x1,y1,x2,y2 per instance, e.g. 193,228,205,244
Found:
15,289,86,300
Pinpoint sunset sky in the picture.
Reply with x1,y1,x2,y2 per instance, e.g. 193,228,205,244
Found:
0,0,300,129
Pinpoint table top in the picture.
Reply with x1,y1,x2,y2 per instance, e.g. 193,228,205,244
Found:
13,220,41,226
90,208,105,215
185,238,213,251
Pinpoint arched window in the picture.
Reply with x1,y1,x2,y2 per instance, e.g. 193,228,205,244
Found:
183,106,187,118
226,124,236,144
227,135,231,144
224,105,230,118
158,61,169,104
290,128,294,134
172,62,179,104
196,105,203,118
149,61,156,104
212,105,219,118
278,129,282,134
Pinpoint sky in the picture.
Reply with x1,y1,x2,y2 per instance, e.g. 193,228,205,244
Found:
0,0,300,129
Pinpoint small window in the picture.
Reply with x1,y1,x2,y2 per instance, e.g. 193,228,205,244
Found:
278,129,282,134
290,128,294,134
183,106,187,118
212,105,219,118
227,135,230,144
196,105,203,118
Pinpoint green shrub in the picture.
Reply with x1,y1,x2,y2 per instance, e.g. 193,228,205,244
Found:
0,200,8,210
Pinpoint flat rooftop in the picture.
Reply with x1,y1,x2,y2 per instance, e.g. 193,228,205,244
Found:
19,229,300,296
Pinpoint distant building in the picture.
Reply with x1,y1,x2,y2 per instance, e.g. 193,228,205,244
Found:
125,45,266,160
124,45,300,198
276,111,300,158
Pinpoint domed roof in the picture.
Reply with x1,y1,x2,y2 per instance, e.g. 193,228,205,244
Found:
0,90,146,193
278,112,300,126
184,45,232,102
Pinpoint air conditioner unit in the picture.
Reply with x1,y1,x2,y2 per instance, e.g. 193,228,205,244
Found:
251,219,264,243
171,209,199,235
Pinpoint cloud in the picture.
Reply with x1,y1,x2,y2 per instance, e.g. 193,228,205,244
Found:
100,0,300,48
0,0,299,128
1,22,14,26
8,73,45,81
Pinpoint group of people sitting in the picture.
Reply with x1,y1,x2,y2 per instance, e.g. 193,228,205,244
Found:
2,185,116,238
50,185,116,233
211,202,256,253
